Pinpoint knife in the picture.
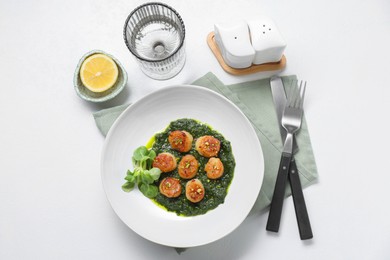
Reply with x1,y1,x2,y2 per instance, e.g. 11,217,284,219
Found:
268,76,313,240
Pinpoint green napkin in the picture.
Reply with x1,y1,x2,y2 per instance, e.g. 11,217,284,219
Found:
93,72,318,213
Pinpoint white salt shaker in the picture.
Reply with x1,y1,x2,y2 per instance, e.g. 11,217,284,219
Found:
247,18,286,65
214,20,255,68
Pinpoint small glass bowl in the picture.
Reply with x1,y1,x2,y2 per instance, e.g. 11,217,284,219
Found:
74,50,128,102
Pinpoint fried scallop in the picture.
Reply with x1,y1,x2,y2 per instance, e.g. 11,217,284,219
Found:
168,130,193,152
152,152,177,173
178,154,199,179
159,177,182,198
195,135,221,157
185,179,205,203
205,157,224,179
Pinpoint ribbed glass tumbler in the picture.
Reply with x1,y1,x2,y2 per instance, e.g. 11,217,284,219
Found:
123,2,186,80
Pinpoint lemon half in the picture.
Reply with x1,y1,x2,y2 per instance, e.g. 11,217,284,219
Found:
80,54,119,93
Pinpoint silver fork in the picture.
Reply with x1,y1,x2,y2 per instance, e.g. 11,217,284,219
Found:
281,81,306,156
267,81,306,233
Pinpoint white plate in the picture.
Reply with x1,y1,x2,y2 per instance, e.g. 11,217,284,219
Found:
101,85,264,247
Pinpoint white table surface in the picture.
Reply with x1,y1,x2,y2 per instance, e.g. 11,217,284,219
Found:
1,0,390,259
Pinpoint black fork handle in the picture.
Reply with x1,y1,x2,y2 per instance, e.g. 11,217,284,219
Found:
289,159,313,240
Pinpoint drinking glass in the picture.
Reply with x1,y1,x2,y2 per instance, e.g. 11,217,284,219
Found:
123,2,186,80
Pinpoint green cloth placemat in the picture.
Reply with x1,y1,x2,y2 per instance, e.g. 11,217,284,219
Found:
93,72,318,213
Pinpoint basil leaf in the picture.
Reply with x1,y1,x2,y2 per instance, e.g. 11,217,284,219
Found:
139,184,158,198
122,182,135,192
145,185,158,198
141,172,154,184
124,174,135,182
148,167,161,181
138,183,148,196
149,150,156,160
133,146,148,161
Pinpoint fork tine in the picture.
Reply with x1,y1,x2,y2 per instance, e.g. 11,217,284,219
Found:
293,81,302,108
291,80,307,109
290,80,301,108
287,79,298,107
299,81,307,109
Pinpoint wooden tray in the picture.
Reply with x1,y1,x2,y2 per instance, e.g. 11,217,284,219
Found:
207,32,286,75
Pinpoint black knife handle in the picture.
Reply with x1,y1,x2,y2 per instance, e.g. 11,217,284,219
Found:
289,159,313,240
266,153,292,232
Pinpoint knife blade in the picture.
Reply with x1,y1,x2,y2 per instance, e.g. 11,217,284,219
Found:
270,77,298,153
269,76,313,240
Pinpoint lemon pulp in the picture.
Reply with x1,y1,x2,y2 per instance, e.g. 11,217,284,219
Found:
80,54,119,92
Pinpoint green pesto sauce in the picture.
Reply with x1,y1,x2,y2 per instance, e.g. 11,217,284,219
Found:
151,118,235,216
